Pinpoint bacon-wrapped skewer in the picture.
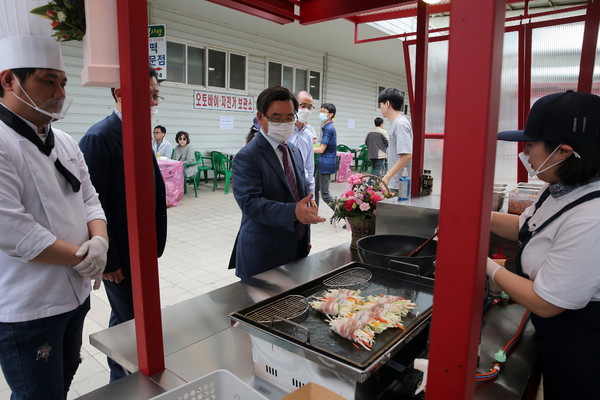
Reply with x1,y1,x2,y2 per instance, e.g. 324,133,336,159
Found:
309,289,363,317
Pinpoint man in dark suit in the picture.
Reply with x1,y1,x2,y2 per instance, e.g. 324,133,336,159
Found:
78,68,167,382
229,86,325,279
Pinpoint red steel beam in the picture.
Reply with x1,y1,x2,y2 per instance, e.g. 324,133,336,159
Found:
300,0,410,25
578,0,600,93
411,0,429,194
206,0,295,24
426,1,505,399
116,0,165,375
348,2,449,24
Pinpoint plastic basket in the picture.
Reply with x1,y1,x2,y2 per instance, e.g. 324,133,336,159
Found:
151,369,268,400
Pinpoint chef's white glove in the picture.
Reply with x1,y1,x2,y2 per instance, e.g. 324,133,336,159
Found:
486,257,504,282
92,272,103,290
73,236,109,277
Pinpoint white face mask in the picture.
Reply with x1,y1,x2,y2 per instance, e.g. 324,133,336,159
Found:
319,112,329,123
151,106,159,116
297,107,312,123
518,144,565,178
267,121,295,143
12,77,71,121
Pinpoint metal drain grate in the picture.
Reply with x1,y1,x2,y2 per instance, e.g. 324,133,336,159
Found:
246,295,309,323
323,267,372,287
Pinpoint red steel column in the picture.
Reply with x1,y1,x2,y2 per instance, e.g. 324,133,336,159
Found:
426,0,505,398
116,0,165,375
517,24,531,183
412,0,429,194
578,0,600,93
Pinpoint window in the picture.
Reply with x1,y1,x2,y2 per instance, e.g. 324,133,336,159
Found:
229,53,246,90
267,61,321,100
208,49,226,88
166,41,247,91
188,46,205,85
167,42,185,83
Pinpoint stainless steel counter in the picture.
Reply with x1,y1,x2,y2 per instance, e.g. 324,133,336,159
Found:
85,241,537,399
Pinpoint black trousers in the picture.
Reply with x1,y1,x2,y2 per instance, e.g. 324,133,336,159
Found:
104,278,135,382
531,302,600,400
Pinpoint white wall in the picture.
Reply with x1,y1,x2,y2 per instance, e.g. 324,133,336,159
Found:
52,5,406,153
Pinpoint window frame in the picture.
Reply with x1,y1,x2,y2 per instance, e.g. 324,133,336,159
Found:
165,40,248,94
266,59,322,101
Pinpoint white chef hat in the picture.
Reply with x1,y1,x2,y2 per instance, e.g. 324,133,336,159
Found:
0,0,66,72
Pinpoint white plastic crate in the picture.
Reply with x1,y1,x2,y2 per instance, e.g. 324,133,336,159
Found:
151,369,268,400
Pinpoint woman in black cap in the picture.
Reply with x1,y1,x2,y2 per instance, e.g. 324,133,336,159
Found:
489,90,600,399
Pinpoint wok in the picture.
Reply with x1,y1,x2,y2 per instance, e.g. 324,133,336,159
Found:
356,234,437,277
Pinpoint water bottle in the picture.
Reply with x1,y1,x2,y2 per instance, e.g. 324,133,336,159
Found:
398,168,410,200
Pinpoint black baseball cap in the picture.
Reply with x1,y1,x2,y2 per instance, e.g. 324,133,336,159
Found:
498,90,600,143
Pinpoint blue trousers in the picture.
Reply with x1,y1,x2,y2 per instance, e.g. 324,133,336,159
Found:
370,159,385,177
0,297,90,400
104,278,135,382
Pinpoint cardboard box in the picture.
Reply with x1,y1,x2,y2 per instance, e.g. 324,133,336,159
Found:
282,383,347,400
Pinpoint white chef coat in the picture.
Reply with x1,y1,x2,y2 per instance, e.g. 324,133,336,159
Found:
0,118,105,322
519,180,600,310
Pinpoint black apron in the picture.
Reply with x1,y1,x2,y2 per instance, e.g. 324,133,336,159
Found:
516,188,600,399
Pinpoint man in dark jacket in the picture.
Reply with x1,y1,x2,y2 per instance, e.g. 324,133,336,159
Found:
365,117,389,176
79,68,167,382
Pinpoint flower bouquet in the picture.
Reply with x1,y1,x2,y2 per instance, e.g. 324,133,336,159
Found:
331,173,392,248
31,0,86,42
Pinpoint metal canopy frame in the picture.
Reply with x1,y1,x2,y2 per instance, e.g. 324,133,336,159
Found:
116,1,599,398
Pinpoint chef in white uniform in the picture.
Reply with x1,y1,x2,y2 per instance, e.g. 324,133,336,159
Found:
0,1,108,398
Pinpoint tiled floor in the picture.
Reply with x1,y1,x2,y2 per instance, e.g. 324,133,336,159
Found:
0,179,352,399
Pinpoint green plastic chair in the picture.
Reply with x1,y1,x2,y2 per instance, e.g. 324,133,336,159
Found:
183,158,201,197
194,151,213,184
336,144,352,153
357,147,371,172
210,151,232,194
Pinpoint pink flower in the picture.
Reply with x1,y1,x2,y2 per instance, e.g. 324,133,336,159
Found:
359,203,370,211
347,174,363,186
371,194,383,204
344,190,356,198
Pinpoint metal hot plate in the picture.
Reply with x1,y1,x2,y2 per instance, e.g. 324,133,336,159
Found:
230,262,434,382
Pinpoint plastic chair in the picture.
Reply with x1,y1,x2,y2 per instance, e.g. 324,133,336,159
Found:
194,151,213,184
336,144,352,153
183,159,201,197
211,151,232,194
357,147,371,172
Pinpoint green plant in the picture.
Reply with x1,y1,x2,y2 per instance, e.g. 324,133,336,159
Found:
31,0,86,42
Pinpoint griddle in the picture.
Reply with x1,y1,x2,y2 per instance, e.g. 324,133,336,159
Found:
230,262,434,382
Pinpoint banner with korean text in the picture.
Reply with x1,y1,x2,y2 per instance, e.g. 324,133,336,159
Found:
148,24,167,80
193,91,254,113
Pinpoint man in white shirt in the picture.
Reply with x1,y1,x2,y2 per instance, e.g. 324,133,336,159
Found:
152,124,173,158
0,2,108,396
379,88,413,193
289,90,316,194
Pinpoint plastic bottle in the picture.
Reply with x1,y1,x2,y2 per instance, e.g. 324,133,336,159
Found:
398,168,411,200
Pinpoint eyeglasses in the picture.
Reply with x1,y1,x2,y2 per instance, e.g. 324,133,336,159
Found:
264,113,297,124
299,103,314,110
152,95,164,104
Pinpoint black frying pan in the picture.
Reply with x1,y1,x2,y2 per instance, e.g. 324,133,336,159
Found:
356,234,437,277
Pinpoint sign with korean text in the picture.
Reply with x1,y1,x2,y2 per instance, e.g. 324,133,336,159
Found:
193,90,255,113
148,24,167,79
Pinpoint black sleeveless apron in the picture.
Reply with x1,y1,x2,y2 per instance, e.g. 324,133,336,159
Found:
515,188,600,400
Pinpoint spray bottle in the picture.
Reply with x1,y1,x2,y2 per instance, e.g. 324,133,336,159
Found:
398,168,411,200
